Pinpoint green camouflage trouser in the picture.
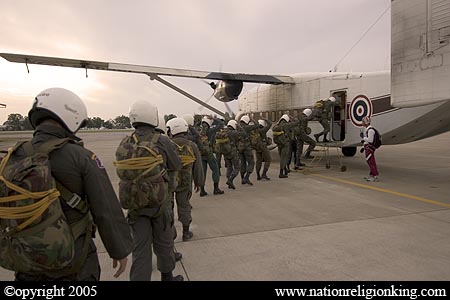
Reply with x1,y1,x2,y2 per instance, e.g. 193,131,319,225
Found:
277,143,290,171
239,149,255,174
173,187,192,227
256,146,271,174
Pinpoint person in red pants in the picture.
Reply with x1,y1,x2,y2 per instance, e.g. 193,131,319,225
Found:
361,116,379,182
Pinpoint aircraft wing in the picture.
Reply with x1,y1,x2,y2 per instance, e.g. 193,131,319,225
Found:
0,53,294,84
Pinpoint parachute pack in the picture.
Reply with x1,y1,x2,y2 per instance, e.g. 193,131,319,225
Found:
114,132,167,211
214,129,232,156
272,124,289,146
0,138,91,276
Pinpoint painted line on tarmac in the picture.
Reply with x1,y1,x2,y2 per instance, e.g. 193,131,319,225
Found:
312,174,450,209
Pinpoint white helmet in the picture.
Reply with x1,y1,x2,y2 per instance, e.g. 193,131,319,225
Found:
29,87,88,133
227,120,238,130
182,114,194,126
303,109,312,117
129,100,159,127
166,117,188,136
279,114,290,123
201,116,213,127
258,119,266,127
328,96,336,102
156,114,166,133
240,115,250,125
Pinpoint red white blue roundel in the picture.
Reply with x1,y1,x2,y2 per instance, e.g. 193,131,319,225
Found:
350,95,372,127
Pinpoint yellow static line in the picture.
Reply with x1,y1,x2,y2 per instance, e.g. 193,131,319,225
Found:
312,173,450,209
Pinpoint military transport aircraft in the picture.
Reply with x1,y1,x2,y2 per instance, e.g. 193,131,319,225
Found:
1,0,449,158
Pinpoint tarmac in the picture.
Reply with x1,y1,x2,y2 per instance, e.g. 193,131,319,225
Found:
0,130,449,281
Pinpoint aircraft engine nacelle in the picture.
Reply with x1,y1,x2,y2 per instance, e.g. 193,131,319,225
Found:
213,80,243,102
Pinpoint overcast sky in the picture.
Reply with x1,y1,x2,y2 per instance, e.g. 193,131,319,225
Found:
0,0,391,123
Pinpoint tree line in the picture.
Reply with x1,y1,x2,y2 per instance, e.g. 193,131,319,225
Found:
1,113,131,131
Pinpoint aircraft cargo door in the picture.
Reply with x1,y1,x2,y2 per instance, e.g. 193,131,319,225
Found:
391,0,450,107
331,91,346,141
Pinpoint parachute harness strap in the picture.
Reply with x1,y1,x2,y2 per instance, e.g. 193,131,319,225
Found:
113,133,164,179
0,147,60,231
176,144,196,167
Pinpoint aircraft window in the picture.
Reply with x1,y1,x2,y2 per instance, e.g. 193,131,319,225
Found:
271,111,276,121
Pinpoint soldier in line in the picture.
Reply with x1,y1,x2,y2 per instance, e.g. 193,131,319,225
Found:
13,88,133,281
272,114,299,178
238,115,260,185
296,108,316,163
198,116,225,196
252,118,272,180
286,121,297,173
183,114,204,153
117,100,184,281
166,118,204,242
215,120,241,189
314,96,340,143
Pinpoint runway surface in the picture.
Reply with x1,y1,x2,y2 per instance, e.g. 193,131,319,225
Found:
0,130,449,281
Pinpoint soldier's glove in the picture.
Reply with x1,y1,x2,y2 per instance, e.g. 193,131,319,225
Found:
360,147,364,153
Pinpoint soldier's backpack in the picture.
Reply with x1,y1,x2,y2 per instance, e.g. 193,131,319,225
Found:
272,124,289,146
114,132,167,211
0,138,92,276
313,100,324,109
198,127,212,156
370,128,382,149
214,128,232,156
249,129,264,151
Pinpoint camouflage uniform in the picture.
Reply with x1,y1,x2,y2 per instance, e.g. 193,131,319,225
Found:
253,119,272,180
171,134,204,233
286,124,297,171
314,99,340,142
125,125,183,281
15,124,133,281
272,121,298,178
221,128,241,189
297,113,316,160
198,119,224,195
238,122,260,184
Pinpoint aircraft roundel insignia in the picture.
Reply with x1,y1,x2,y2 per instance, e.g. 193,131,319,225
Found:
350,95,372,127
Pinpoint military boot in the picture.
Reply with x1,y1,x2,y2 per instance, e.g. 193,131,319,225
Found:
314,133,321,143
182,225,193,241
323,133,329,143
161,272,184,281
244,172,253,185
241,172,245,184
304,151,314,159
261,169,270,180
200,186,208,197
213,183,224,195
256,171,262,181
279,169,288,178
226,177,236,189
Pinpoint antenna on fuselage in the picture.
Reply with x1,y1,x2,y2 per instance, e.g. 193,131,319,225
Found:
331,4,391,72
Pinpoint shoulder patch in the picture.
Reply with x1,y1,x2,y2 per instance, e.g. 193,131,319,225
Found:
91,153,105,169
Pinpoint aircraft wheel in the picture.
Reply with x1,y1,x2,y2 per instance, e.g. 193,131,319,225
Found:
342,147,357,157
341,166,347,172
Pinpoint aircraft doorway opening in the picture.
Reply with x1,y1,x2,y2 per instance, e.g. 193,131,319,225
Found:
331,90,346,142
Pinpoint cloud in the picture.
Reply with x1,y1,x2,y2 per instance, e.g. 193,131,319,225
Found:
0,0,391,123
